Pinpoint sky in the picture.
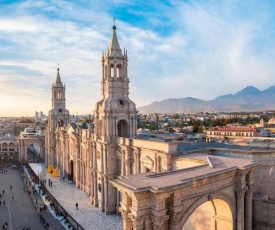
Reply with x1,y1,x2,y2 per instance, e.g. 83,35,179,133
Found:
1,0,275,116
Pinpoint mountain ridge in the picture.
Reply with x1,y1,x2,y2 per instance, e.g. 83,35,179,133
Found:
138,85,275,113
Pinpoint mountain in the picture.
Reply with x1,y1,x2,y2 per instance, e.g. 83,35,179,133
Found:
138,85,275,113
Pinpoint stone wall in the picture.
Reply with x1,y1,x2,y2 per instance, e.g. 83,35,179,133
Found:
253,199,275,229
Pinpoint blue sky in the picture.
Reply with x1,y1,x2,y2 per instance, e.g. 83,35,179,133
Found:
1,0,275,116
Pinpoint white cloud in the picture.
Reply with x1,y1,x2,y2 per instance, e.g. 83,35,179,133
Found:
1,0,275,116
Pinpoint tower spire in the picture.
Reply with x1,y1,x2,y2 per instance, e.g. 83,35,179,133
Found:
108,18,122,57
54,65,63,87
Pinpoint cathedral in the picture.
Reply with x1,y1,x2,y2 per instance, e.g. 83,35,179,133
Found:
45,25,275,230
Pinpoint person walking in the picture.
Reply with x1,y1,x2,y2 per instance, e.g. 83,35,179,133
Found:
3,201,5,206
2,190,4,196
2,222,8,229
9,185,12,191
75,203,78,210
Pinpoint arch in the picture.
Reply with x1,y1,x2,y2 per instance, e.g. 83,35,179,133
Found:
117,64,122,78
117,119,129,138
2,143,8,151
9,143,14,151
110,63,115,77
58,119,64,127
180,193,235,230
57,91,62,99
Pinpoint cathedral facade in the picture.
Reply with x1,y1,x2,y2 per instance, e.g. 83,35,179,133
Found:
45,25,274,230
45,25,175,215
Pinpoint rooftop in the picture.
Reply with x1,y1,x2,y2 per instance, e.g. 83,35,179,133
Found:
112,154,259,193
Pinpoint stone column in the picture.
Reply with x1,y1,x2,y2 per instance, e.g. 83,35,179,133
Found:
125,160,130,176
151,215,169,230
245,187,252,230
236,187,245,230
121,209,133,230
121,192,133,229
131,216,146,230
93,171,98,207
100,175,105,212
75,141,80,188
104,175,109,213
245,172,254,230
121,151,125,176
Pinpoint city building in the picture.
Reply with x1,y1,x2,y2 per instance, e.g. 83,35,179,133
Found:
0,132,18,162
206,126,258,142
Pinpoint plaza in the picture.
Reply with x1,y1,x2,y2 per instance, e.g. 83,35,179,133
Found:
0,165,63,230
29,163,122,230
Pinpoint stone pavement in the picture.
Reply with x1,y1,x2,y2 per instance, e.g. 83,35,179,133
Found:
0,165,63,230
29,163,123,230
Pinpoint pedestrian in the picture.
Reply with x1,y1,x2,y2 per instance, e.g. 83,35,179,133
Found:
63,176,65,182
3,222,8,229
3,201,5,206
48,179,50,187
9,185,12,191
12,194,14,200
0,201,1,206
2,190,4,195
50,181,52,187
75,203,78,210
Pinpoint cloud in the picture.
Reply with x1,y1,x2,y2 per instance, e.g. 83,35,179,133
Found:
1,0,275,116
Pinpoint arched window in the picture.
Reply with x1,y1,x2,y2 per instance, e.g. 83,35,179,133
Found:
57,91,62,99
58,119,64,127
117,119,129,137
110,63,114,77
117,64,122,78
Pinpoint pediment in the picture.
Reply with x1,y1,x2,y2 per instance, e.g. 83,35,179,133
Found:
141,156,154,169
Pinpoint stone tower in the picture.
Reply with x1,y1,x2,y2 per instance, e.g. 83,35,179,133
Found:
92,24,138,214
45,68,70,167
94,23,137,142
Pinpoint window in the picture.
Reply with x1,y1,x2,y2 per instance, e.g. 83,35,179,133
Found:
110,64,114,77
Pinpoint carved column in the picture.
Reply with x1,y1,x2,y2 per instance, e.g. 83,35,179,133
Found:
93,171,98,207
245,173,254,230
125,160,130,176
131,215,145,230
121,209,133,230
151,215,169,230
121,192,133,229
236,173,246,230
121,150,125,176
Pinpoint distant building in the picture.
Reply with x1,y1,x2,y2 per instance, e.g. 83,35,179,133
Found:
0,133,18,162
206,126,258,142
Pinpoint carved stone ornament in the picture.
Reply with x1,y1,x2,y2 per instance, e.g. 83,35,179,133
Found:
151,215,169,230
169,210,185,224
121,209,129,219
130,215,145,230
141,156,154,170
96,151,101,159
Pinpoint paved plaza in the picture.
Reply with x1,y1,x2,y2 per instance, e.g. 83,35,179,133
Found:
29,163,123,230
0,165,63,230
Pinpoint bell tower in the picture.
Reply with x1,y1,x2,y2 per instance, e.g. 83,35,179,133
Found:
45,67,70,166
94,23,137,141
